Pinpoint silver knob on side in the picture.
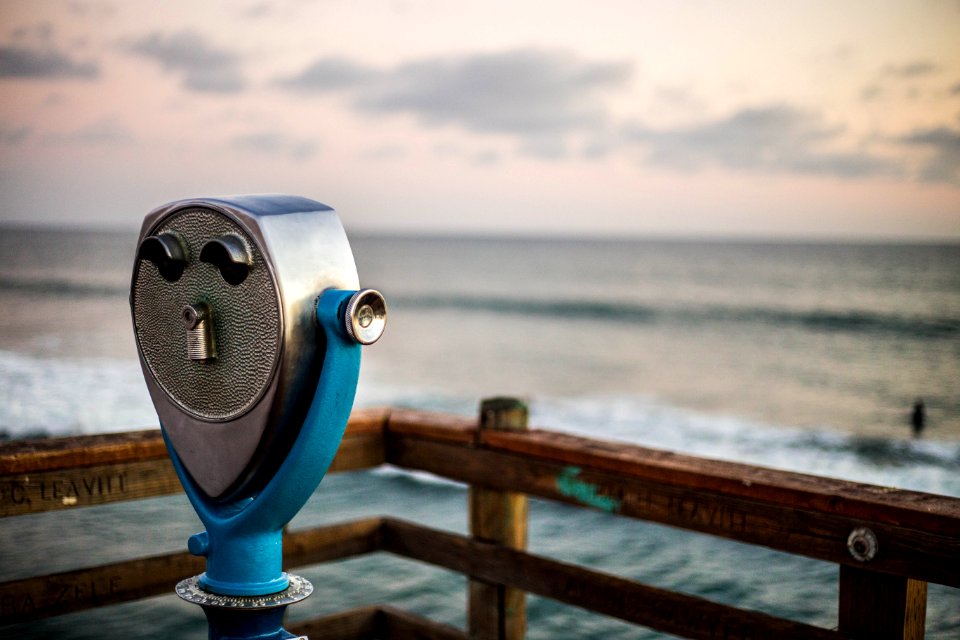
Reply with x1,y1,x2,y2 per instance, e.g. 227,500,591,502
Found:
344,289,387,345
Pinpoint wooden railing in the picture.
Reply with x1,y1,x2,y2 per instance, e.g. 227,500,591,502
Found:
2,399,958,639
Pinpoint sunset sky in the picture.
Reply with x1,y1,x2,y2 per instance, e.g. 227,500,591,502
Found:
1,1,959,238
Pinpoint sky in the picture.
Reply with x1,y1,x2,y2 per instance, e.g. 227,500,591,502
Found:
1,0,959,239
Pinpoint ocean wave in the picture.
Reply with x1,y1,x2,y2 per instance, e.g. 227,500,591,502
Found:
396,294,959,339
2,273,956,339
1,345,956,497
405,294,657,323
0,350,156,437
371,465,467,489
795,433,960,469
530,394,960,496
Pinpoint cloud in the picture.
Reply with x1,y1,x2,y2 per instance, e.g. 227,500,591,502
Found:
897,126,960,185
472,149,501,166
359,143,407,161
278,49,632,138
10,23,54,42
862,60,946,102
230,130,317,160
277,57,375,91
431,142,502,166
882,60,939,78
627,105,900,179
43,116,132,145
653,86,705,112
0,125,31,145
277,50,947,185
860,84,882,101
240,2,275,19
126,30,246,93
0,44,98,79
359,49,630,136
519,136,568,159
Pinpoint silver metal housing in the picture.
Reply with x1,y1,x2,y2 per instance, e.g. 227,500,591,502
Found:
130,195,359,500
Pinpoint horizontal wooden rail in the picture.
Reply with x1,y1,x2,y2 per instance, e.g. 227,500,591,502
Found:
0,517,847,640
379,518,845,640
3,406,959,639
385,409,960,589
0,517,382,625
0,409,388,517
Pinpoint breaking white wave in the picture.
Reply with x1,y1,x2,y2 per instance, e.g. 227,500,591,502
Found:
531,394,960,497
0,350,157,438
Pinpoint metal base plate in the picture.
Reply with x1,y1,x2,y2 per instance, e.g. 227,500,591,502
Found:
176,574,313,610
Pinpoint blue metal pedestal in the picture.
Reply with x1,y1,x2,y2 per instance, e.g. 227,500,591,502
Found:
168,290,364,638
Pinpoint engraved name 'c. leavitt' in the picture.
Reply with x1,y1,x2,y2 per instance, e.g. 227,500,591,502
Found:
0,472,128,507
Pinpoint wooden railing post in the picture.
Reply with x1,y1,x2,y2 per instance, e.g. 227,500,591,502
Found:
838,565,927,639
468,397,529,640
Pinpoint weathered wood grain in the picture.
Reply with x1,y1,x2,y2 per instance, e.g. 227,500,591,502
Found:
838,565,927,640
4,406,959,639
479,428,960,536
0,411,389,517
328,431,386,473
0,458,181,517
386,434,960,588
0,517,382,625
284,517,383,568
0,409,389,475
381,518,845,640
386,408,477,444
0,548,203,625
0,429,168,475
469,398,528,640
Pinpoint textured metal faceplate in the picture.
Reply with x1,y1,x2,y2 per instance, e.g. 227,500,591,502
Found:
132,208,282,421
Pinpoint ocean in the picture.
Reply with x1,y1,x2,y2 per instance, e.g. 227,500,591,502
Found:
1,226,958,638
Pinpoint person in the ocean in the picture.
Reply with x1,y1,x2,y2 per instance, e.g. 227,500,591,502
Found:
911,399,926,438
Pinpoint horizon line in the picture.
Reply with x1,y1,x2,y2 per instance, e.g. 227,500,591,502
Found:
1,219,957,246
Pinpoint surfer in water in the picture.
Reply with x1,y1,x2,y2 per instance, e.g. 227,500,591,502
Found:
911,399,926,439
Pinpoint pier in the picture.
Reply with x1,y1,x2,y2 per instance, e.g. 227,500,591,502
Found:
2,398,958,639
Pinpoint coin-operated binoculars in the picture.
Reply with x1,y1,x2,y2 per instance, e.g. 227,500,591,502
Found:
130,195,386,639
